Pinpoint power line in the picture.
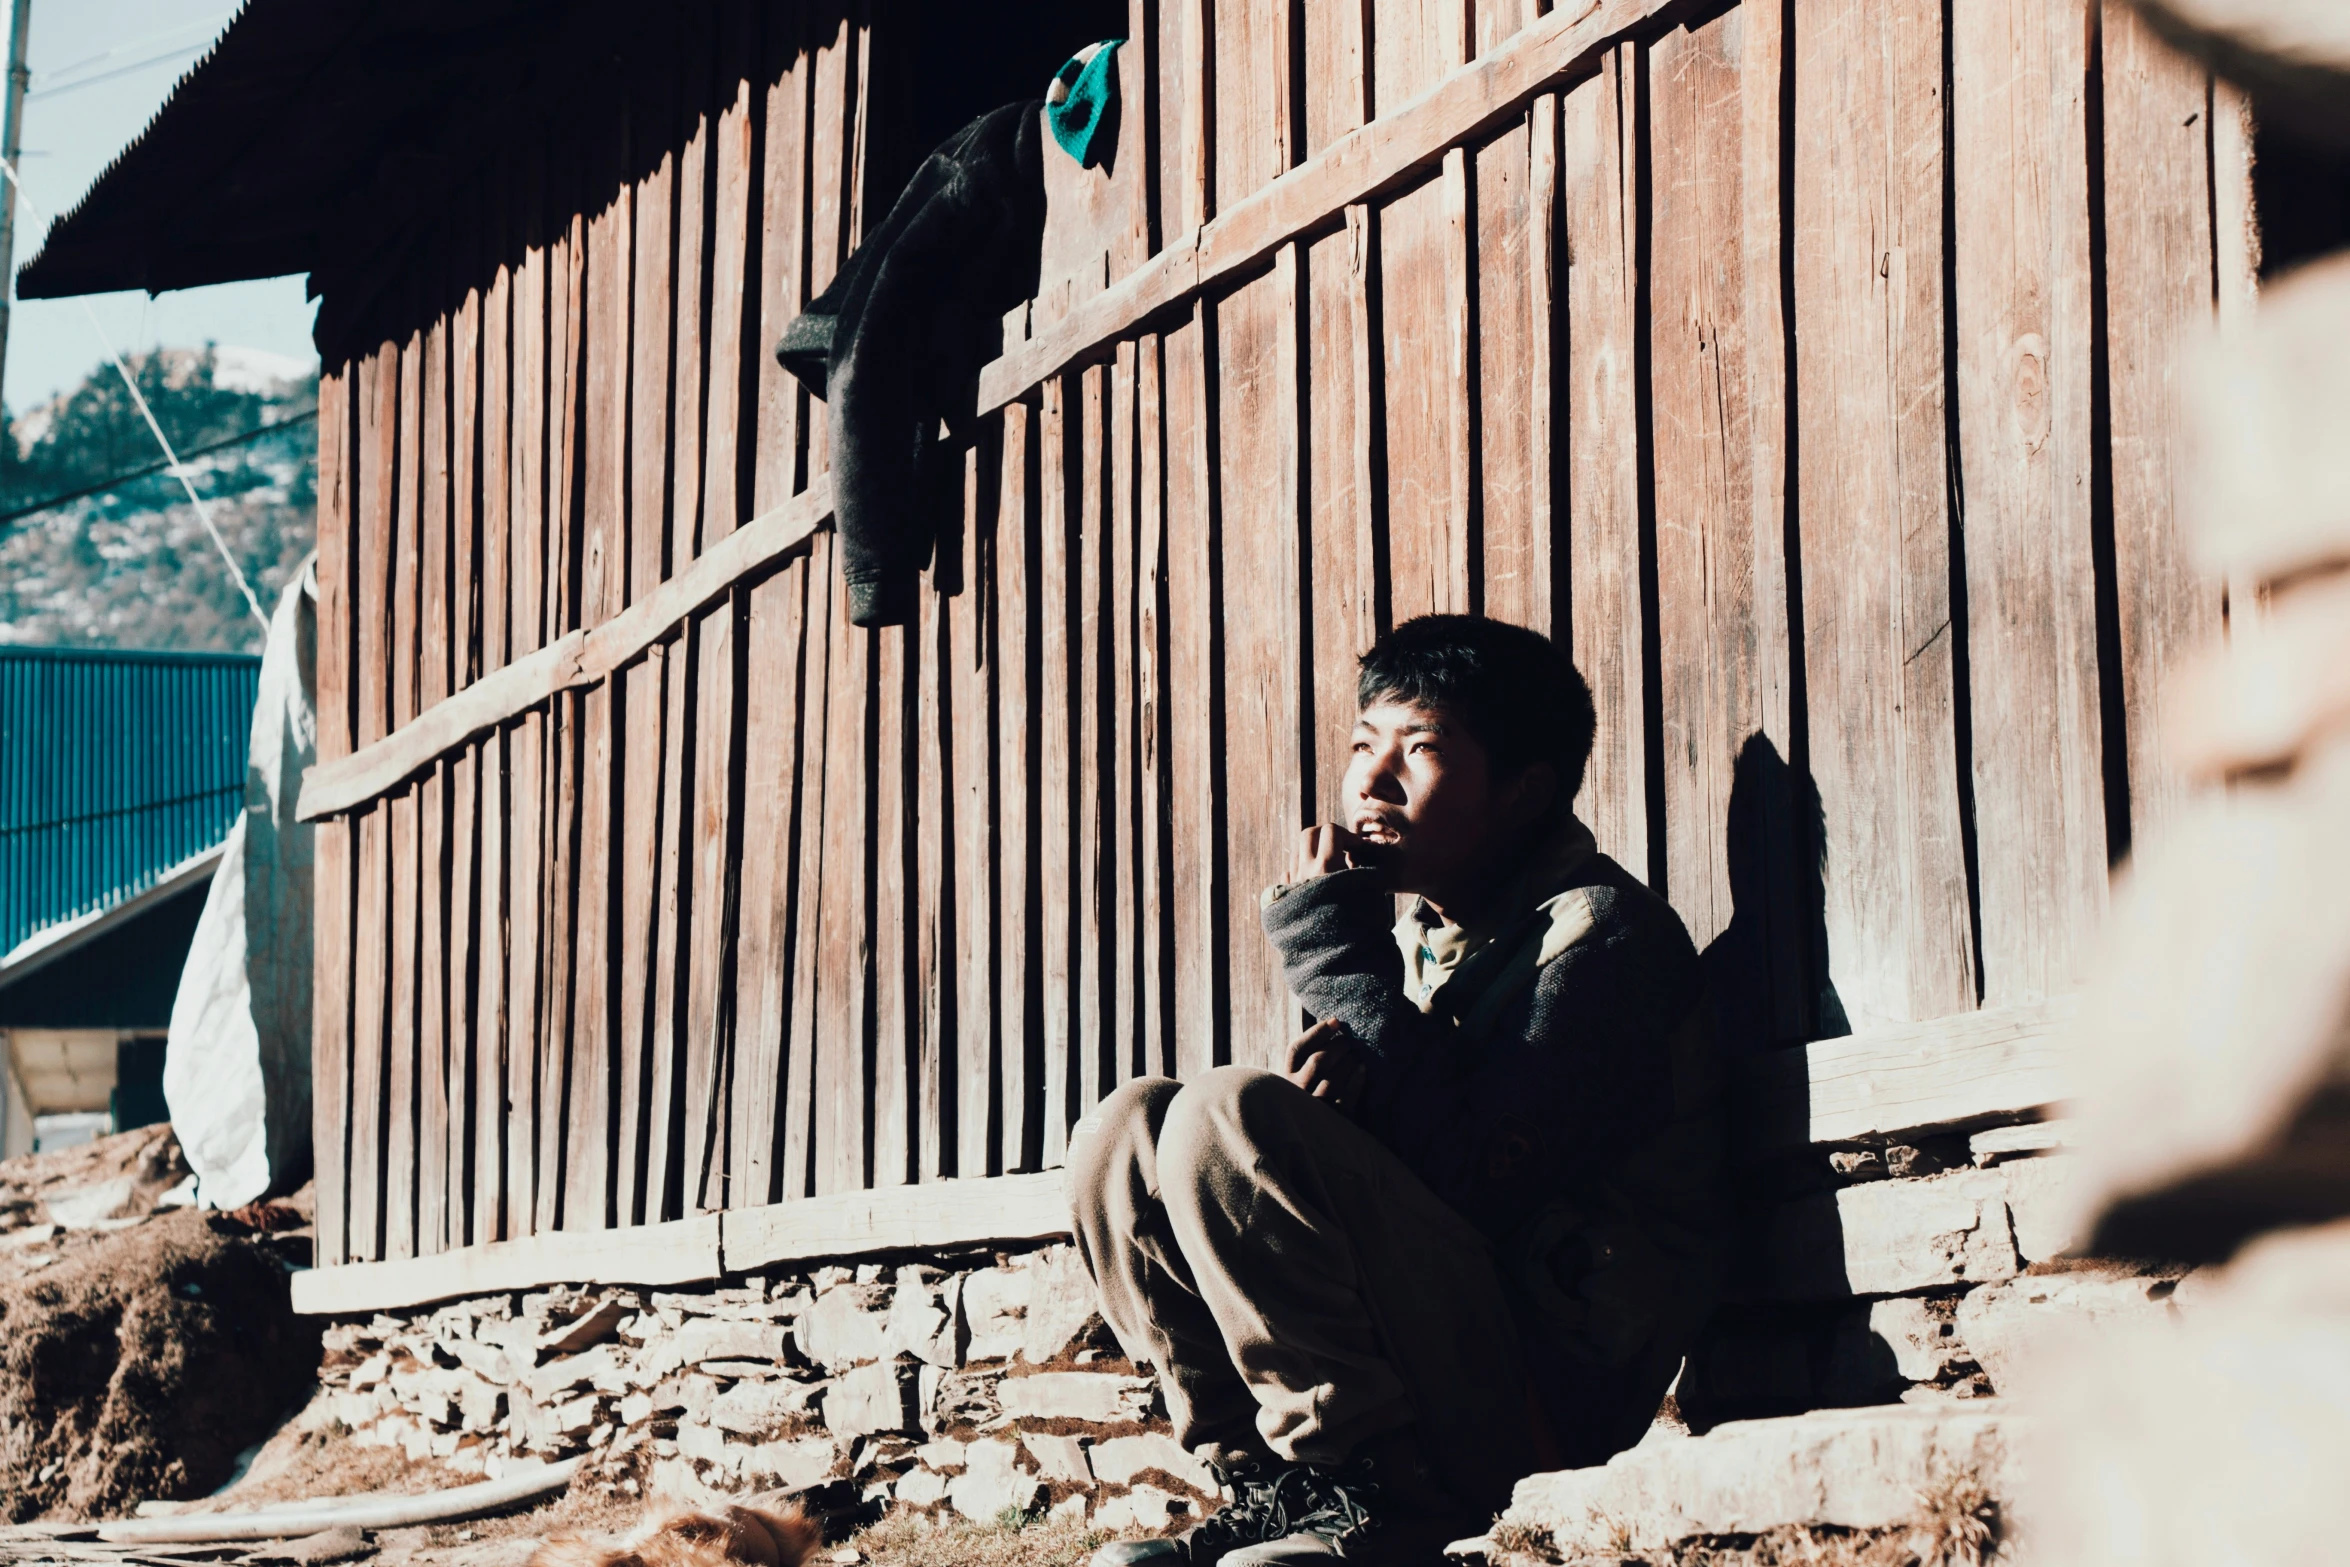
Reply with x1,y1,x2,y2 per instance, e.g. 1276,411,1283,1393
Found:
0,404,318,531
0,154,268,631
28,42,208,101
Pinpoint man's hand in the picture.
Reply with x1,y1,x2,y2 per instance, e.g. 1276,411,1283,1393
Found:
1284,1018,1368,1115
1293,823,1367,884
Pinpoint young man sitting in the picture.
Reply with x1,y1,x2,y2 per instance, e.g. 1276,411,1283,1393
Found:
1071,615,1727,1566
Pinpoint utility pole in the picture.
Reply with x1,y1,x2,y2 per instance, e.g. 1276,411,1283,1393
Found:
0,0,31,413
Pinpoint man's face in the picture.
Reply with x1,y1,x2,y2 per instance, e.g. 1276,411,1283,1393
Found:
1343,700,1514,902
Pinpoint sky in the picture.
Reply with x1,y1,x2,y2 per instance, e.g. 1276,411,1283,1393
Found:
2,0,318,416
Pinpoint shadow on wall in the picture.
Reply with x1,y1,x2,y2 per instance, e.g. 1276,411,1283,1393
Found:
1676,734,1872,1432
1701,732,1848,1057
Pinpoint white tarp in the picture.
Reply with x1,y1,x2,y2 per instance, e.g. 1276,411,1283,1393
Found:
165,558,318,1206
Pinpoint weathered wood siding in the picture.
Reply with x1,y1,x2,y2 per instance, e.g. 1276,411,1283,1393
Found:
309,0,2247,1267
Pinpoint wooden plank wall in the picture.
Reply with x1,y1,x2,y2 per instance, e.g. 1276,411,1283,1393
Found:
310,0,2242,1266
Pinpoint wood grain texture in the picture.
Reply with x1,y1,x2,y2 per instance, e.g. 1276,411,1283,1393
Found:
1162,308,1222,1076
1952,0,2106,1006
1561,50,1649,879
994,403,1041,1169
1382,171,1465,623
1076,366,1112,1112
1305,217,1379,825
2101,0,2221,846
978,0,1684,416
1216,264,1305,1064
1647,7,1794,991
1132,337,1175,1082
949,438,998,1175
1038,376,1078,1160
734,559,811,1204
1793,0,1974,1029
1474,113,1541,629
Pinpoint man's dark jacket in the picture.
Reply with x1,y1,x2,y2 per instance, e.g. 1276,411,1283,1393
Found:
1260,832,1728,1467
777,102,1046,628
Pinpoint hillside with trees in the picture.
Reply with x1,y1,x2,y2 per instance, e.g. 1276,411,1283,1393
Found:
0,346,318,654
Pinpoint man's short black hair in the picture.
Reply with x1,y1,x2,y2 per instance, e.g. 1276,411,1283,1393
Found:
1356,614,1598,802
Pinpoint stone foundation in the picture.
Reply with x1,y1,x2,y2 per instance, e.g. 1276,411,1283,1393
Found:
307,1241,1215,1533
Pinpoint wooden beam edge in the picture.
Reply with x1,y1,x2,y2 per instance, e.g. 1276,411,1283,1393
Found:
288,1171,1074,1316
972,0,1681,416
289,1214,725,1316
1732,995,2081,1155
297,480,833,821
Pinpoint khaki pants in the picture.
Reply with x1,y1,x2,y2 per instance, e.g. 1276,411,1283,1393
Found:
1068,1067,1535,1508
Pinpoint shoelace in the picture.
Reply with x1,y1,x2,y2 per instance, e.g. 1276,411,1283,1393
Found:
1282,1463,1383,1543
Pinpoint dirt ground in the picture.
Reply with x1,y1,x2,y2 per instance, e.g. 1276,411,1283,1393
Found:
0,1206,323,1521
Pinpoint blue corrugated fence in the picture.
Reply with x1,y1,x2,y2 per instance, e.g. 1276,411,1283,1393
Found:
0,646,261,957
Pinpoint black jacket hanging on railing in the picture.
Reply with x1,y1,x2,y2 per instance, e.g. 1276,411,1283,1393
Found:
776,101,1047,628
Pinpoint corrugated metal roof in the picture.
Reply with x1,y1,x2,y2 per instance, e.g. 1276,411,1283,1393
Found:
0,646,259,955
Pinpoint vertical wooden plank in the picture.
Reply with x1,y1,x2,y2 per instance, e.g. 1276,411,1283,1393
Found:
802,11,856,490
1650,14,1756,950
1077,363,1111,1112
1133,338,1175,1081
2101,0,2222,846
617,121,677,1228
1304,0,1374,154
916,573,950,1179
1167,0,1214,233
1216,262,1305,1065
473,200,513,1243
1038,376,1078,1157
950,434,999,1175
1953,0,2105,1007
1647,8,1801,1045
1163,306,1222,1076
538,207,590,1234
386,323,425,1263
567,153,635,1231
644,34,711,1226
813,586,872,1195
994,404,1041,1168
312,365,355,1267
418,312,451,1255
1110,343,1142,1089
684,16,760,1211
1561,52,1650,879
1475,114,1540,629
444,746,479,1248
1214,0,1290,209
314,815,354,1265
782,550,834,1199
453,286,481,695
732,561,809,1205
1527,92,1560,646
449,259,485,1245
1381,172,1468,623
872,617,915,1188
754,14,813,516
506,199,549,1235
351,803,389,1262
1793,0,1974,1029
350,344,398,1263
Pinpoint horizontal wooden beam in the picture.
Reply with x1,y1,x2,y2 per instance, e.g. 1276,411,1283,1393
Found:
296,479,833,820
289,1173,1073,1315
289,1214,724,1315
722,1172,1073,1273
289,1005,2078,1316
973,0,1684,415
1734,996,2078,1156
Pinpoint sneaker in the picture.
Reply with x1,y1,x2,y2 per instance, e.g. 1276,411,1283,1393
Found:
1218,1450,1479,1566
1092,1457,1313,1567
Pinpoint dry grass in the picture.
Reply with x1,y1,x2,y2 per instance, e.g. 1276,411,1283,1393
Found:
1516,1471,2007,1567
839,1510,1117,1567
